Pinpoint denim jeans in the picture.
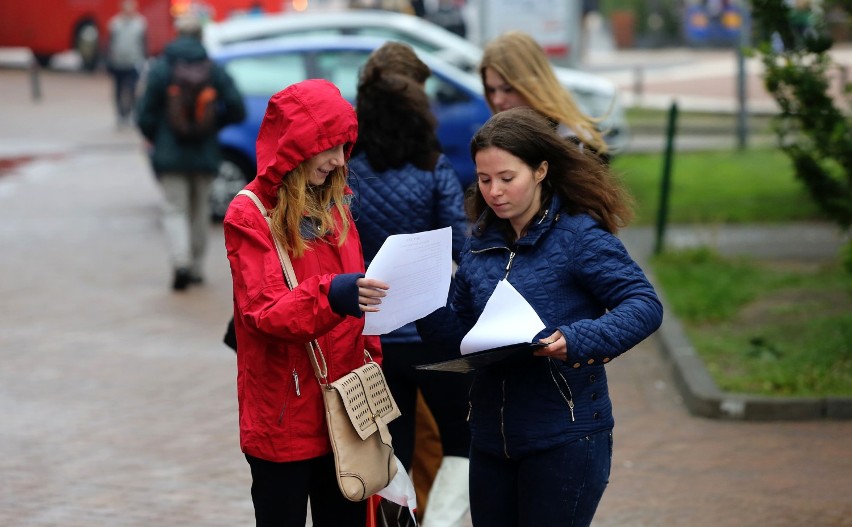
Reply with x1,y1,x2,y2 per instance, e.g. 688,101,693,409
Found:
109,67,139,120
469,429,613,527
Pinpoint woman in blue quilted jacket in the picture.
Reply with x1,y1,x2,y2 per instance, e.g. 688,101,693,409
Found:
348,42,472,526
417,107,663,527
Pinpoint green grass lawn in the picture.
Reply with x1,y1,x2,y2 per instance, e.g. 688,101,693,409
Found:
652,248,852,397
615,146,850,397
612,149,825,225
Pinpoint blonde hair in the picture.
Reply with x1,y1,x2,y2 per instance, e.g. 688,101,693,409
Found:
480,31,608,154
269,163,350,258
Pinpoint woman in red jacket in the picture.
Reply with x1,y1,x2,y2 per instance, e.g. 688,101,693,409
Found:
224,79,388,527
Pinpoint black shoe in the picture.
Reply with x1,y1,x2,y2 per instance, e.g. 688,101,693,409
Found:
173,268,192,291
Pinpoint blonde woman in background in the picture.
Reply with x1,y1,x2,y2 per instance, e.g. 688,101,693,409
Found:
479,30,610,162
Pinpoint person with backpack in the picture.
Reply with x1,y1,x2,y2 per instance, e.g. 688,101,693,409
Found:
136,14,246,291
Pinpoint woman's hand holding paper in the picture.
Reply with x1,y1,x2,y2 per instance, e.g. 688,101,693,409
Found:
356,277,389,313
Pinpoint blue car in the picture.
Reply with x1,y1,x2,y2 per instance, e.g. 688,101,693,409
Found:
210,35,491,219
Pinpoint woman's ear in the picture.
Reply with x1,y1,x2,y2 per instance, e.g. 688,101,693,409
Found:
535,161,548,182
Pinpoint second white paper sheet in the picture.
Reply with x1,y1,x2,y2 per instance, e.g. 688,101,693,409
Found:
460,279,545,355
363,227,452,335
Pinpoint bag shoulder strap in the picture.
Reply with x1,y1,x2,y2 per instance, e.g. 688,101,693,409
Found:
236,189,329,383
237,189,267,216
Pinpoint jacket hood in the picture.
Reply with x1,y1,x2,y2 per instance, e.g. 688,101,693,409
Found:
163,35,208,61
254,79,358,199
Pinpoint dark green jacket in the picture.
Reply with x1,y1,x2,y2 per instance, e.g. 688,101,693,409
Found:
136,36,246,174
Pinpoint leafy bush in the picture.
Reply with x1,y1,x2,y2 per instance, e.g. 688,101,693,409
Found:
751,0,852,230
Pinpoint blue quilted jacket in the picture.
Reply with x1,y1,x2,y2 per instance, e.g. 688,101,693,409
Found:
349,152,469,344
417,194,663,458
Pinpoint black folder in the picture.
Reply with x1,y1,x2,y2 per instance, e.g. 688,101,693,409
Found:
414,342,545,374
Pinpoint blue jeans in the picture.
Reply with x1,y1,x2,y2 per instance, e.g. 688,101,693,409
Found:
109,66,139,120
469,430,613,527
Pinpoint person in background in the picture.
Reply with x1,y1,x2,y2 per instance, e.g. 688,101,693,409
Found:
409,0,426,17
580,0,601,61
426,0,467,38
224,79,389,527
107,0,147,127
789,0,817,46
135,14,245,291
349,0,414,13
348,41,472,527
416,108,663,526
479,30,610,162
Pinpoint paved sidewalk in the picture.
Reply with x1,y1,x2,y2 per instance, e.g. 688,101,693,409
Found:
1,67,851,527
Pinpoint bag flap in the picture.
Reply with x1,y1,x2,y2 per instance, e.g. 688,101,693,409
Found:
355,362,401,422
330,363,401,441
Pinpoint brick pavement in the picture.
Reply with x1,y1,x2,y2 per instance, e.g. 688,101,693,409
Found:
1,67,851,527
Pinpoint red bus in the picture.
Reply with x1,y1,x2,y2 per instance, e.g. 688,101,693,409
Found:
0,0,290,70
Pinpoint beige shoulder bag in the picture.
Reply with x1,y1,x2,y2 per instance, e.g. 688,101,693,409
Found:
237,190,400,502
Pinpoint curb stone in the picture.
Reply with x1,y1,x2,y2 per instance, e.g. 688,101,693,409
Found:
619,224,852,421
654,291,852,421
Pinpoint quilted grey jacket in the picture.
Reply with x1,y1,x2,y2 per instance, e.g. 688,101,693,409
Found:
417,194,663,458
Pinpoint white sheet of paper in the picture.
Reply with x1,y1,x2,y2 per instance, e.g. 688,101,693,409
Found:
363,227,452,335
460,280,546,355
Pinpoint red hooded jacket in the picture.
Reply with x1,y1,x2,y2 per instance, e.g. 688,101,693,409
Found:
223,79,381,462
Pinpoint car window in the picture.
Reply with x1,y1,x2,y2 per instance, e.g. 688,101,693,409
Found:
313,49,372,101
352,27,441,54
425,74,471,106
223,53,306,96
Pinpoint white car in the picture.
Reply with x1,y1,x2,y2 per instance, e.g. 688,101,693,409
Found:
204,9,629,152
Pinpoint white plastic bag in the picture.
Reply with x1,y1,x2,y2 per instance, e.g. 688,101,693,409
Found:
377,456,418,521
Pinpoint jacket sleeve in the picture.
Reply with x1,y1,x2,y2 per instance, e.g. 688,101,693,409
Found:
433,154,470,261
214,66,247,129
224,202,348,344
135,59,167,141
558,223,663,366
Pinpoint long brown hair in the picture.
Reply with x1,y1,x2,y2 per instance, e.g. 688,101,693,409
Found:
480,31,608,154
269,162,350,258
353,42,441,171
467,108,632,235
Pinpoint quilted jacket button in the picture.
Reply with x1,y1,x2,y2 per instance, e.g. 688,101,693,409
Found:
602,357,610,363
589,374,597,383
591,392,599,401
587,358,595,365
593,411,601,419
573,362,581,369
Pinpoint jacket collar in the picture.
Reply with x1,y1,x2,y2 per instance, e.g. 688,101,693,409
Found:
470,194,563,251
